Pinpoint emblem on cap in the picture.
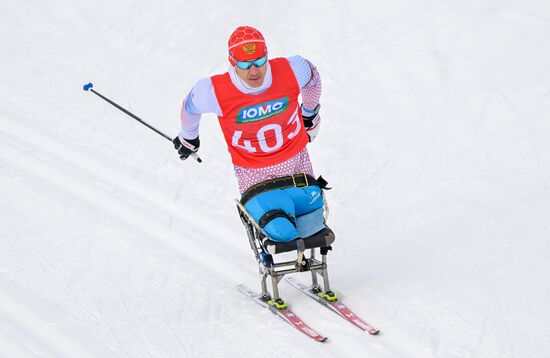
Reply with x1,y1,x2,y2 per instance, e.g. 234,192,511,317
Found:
243,43,256,55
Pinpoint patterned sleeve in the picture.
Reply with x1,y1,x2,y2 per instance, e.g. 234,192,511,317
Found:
287,55,322,113
179,77,222,139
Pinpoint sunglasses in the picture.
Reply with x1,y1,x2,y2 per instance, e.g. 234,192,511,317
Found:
234,55,268,70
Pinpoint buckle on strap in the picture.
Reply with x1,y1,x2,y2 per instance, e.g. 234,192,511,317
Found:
292,173,309,188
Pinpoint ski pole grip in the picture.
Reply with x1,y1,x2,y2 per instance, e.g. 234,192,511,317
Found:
83,82,94,91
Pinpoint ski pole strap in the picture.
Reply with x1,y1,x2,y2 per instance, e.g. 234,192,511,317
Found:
240,173,331,206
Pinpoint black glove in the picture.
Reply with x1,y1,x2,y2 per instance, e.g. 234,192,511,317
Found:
173,136,200,160
301,104,321,142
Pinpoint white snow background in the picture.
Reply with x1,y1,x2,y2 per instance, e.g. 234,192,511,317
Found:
1,0,550,357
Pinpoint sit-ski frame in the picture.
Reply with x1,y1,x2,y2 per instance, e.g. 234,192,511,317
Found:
235,197,334,306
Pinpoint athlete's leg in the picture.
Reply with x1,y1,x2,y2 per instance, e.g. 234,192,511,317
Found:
284,185,326,238
244,189,298,242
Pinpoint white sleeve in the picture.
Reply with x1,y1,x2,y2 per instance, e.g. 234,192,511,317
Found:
287,55,322,114
179,77,222,139
185,77,222,115
287,55,314,88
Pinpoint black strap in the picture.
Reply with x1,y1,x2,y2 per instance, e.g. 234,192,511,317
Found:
258,209,296,228
241,173,331,206
315,175,330,189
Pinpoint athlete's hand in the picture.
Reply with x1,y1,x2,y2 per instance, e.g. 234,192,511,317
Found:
173,136,200,160
301,104,321,142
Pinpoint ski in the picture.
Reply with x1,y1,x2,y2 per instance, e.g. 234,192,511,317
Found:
236,284,327,342
285,277,380,335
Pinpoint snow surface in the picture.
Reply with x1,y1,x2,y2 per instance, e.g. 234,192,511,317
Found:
1,0,550,357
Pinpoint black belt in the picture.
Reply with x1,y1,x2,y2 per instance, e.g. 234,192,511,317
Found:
240,173,330,206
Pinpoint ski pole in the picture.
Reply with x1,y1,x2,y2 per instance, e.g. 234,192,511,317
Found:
82,82,202,163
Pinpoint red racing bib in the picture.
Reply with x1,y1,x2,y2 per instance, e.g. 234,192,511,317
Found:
211,58,309,168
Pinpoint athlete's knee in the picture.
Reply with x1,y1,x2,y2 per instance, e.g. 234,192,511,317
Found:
259,209,298,242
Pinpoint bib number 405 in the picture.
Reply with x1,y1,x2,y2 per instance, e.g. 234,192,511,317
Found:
231,109,301,153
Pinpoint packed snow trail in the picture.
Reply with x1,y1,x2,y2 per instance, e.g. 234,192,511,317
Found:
0,107,413,356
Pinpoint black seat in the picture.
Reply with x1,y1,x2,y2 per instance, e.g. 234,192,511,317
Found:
261,227,335,254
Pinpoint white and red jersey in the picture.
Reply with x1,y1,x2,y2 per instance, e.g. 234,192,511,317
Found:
179,55,322,192
211,58,309,168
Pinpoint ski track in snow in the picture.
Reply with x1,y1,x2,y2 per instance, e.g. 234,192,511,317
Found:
2,0,550,357
0,107,405,356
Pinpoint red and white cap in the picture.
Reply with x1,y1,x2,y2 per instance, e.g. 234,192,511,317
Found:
228,26,267,65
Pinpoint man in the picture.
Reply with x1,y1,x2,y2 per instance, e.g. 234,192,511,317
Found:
173,25,332,243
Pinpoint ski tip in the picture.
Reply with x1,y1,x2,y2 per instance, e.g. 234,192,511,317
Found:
368,328,380,335
83,82,93,91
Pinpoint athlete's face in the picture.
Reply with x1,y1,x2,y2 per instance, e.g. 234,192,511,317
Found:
235,60,267,88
